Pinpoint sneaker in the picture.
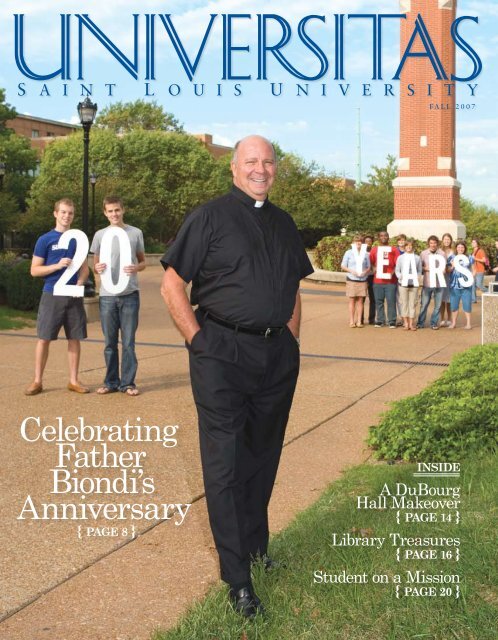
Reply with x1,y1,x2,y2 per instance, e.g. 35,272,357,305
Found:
374,323,382,328
431,325,439,330
389,323,396,329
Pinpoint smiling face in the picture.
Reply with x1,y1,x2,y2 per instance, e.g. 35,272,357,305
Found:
442,234,452,249
104,202,125,227
53,203,74,232
231,136,276,201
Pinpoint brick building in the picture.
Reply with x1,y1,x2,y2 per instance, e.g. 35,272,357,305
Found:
388,0,466,240
6,114,78,155
193,133,232,159
7,114,232,161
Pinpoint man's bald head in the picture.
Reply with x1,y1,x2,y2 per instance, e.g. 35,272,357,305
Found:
232,135,276,164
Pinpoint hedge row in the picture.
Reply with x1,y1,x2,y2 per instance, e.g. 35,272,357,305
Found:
368,344,498,462
0,255,43,310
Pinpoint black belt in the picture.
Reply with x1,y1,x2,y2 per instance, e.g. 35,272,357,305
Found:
203,311,285,337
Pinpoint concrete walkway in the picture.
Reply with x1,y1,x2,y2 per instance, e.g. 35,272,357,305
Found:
0,267,481,640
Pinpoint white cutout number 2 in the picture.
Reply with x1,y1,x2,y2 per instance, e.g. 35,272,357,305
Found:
53,228,132,297
53,230,89,297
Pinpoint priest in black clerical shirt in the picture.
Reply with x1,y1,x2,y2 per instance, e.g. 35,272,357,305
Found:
161,135,313,618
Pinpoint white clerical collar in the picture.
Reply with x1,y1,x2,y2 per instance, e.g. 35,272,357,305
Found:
254,200,264,208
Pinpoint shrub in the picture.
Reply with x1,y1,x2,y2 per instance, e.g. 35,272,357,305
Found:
5,259,43,311
144,239,166,254
314,236,353,271
0,251,19,303
367,344,498,462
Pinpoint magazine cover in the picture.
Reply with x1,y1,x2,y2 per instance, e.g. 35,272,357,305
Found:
1,1,496,639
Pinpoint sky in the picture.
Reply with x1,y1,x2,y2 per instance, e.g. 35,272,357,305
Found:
0,0,496,207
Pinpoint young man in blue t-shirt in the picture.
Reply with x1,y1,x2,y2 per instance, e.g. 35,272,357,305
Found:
25,198,90,396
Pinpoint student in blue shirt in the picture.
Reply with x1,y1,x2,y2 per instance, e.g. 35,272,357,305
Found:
25,198,89,395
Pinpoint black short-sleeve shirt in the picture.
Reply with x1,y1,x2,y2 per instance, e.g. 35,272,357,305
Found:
161,186,314,327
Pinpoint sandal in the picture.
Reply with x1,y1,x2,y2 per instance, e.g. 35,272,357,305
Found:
124,387,140,396
96,386,116,395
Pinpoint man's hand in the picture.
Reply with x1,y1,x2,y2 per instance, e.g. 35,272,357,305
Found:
94,262,107,274
287,292,302,339
161,266,200,344
123,264,139,274
58,257,72,269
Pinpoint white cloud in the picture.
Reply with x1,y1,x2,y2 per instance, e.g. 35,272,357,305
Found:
186,118,310,146
466,2,498,18
459,118,498,133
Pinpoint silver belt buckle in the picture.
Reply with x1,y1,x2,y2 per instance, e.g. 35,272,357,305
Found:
264,327,271,338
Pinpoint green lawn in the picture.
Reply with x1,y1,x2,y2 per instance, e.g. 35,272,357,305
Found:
153,455,497,640
0,305,36,330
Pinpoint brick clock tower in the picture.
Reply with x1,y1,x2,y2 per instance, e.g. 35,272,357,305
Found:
388,0,466,240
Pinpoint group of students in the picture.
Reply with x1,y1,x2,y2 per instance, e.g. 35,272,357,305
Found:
24,196,145,396
341,231,498,331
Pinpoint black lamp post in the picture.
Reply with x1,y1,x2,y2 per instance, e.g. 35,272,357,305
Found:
90,172,97,238
77,98,98,236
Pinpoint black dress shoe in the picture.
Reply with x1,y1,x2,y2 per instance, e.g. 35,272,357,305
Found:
229,586,264,618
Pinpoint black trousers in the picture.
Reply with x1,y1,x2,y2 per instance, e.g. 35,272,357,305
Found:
361,275,376,324
187,312,300,586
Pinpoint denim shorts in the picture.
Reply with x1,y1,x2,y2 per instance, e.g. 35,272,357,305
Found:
450,286,472,313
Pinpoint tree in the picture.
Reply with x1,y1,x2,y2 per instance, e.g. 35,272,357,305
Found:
367,154,398,190
0,88,16,136
24,129,220,245
0,192,19,236
0,88,37,233
0,133,38,211
346,183,394,233
95,100,183,133
460,197,498,239
117,130,221,242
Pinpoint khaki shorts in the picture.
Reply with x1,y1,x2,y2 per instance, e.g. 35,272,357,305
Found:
346,280,367,298
37,291,87,341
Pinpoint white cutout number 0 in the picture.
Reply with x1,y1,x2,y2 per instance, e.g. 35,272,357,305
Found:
53,230,89,297
98,226,132,294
